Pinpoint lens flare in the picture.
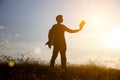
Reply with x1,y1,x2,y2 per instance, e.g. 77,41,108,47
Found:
9,61,15,67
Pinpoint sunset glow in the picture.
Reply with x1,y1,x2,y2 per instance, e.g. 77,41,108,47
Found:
1,0,120,69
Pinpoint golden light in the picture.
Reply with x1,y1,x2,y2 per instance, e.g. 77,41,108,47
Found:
34,47,42,55
9,61,15,67
92,15,103,27
104,29,120,48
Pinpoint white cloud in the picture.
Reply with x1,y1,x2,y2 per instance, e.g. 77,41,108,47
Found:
15,34,20,37
0,36,46,59
0,33,8,53
0,26,4,30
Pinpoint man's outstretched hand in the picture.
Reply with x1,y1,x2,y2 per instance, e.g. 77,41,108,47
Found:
79,20,86,30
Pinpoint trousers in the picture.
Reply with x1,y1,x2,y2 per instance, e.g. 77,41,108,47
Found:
50,45,66,70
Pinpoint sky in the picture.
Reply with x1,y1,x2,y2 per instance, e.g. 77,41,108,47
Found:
0,0,120,69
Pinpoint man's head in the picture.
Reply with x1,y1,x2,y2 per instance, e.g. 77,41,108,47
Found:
56,15,63,24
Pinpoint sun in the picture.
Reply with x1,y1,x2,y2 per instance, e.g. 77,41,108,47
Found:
104,29,120,48
92,15,103,27
33,47,42,55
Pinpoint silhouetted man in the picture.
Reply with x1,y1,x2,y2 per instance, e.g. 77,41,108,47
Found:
46,15,85,70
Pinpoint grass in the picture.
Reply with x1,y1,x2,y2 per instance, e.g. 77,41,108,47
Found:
0,55,120,80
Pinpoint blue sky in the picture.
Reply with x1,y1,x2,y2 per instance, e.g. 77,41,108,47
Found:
1,0,120,69
0,0,52,41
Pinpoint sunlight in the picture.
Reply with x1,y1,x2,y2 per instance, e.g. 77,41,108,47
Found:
104,29,120,48
33,47,42,55
92,15,103,27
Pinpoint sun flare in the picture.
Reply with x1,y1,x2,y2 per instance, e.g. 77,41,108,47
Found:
34,47,42,55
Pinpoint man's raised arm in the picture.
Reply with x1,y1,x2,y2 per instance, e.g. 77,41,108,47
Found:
65,20,85,33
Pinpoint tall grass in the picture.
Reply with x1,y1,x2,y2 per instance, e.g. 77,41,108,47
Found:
0,55,120,80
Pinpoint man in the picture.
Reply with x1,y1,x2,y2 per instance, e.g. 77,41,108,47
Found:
46,15,85,70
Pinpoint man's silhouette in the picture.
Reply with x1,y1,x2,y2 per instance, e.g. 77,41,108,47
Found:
46,15,85,70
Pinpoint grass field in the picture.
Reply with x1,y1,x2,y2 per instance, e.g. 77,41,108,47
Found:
0,55,120,80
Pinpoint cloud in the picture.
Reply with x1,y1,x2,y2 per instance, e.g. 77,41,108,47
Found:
15,34,20,37
0,34,45,58
0,26,4,30
0,33,9,45
0,33,11,53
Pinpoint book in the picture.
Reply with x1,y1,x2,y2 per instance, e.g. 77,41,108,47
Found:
80,20,86,29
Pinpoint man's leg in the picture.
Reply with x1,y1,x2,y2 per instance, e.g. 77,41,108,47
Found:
50,46,59,69
60,46,66,70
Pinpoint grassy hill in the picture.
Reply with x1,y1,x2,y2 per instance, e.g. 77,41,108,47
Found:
0,55,120,80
